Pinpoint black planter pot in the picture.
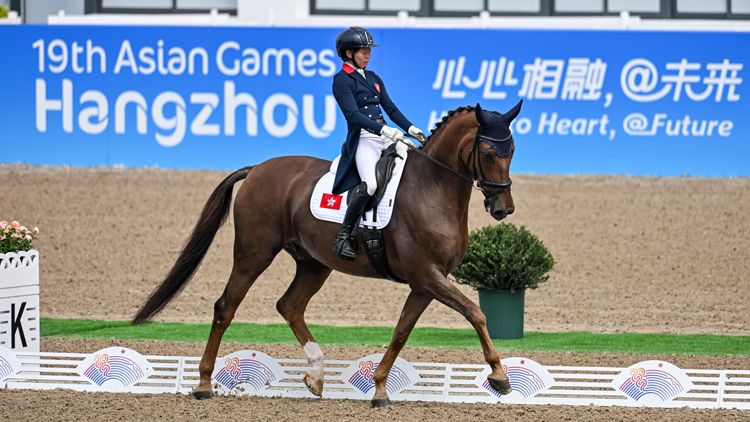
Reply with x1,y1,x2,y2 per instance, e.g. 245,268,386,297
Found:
477,288,525,340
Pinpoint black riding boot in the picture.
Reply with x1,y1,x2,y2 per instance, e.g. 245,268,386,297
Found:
333,182,372,262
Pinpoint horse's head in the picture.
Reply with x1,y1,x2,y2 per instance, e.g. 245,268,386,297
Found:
473,101,522,221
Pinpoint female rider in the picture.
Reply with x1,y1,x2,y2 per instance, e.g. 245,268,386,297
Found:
331,26,425,262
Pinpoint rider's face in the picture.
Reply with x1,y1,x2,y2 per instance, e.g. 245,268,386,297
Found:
348,47,371,68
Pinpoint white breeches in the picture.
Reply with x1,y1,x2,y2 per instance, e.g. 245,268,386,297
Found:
356,129,393,196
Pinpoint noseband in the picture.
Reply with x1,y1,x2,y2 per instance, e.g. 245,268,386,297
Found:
401,129,512,204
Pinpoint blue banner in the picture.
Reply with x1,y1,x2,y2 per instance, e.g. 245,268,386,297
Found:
0,25,747,176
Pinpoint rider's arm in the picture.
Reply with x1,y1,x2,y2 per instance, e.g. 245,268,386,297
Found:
332,73,384,135
372,73,413,133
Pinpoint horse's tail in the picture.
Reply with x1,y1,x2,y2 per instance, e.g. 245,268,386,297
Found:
132,166,253,325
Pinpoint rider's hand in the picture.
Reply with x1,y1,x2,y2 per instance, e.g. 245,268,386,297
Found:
408,125,424,138
380,125,404,142
408,125,427,145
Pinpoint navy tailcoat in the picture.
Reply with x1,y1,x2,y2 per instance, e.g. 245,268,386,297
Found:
331,63,413,195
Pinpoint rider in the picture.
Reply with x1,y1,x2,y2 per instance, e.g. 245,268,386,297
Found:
331,26,425,262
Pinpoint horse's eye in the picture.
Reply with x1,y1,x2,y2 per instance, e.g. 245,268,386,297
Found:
482,151,494,161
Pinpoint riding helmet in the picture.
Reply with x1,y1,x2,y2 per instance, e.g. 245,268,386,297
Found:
335,26,379,60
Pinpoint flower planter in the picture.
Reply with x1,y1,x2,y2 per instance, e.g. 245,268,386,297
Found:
0,250,40,352
477,288,525,340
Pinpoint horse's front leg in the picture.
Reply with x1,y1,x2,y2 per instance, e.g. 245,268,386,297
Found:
419,268,512,395
371,290,432,407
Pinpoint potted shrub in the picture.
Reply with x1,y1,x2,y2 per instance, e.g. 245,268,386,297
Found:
452,223,555,340
0,221,40,352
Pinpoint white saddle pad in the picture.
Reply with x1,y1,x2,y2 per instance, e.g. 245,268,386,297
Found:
310,142,409,229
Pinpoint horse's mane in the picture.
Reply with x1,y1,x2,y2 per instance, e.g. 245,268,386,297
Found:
426,105,500,142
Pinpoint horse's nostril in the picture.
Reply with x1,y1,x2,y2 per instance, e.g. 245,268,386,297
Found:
507,207,515,215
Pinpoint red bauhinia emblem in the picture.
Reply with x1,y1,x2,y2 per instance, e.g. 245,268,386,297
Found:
320,193,343,210
374,83,380,92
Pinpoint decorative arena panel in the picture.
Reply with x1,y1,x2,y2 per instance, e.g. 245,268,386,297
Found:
1,345,748,409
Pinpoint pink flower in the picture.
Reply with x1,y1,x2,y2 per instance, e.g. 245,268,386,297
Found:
10,221,19,229
34,227,39,234
19,226,27,232
0,221,6,230
0,235,4,240
25,235,32,241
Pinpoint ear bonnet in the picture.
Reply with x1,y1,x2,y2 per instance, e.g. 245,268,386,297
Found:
475,101,522,158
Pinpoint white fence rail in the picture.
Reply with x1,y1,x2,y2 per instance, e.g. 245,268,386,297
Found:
1,347,748,410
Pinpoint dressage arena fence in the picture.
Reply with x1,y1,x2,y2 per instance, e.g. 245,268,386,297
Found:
1,346,749,410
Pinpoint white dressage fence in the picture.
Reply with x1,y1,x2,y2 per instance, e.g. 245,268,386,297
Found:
0,346,748,409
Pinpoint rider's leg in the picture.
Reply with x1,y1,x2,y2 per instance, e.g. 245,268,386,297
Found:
333,181,370,261
333,133,382,261
354,132,384,196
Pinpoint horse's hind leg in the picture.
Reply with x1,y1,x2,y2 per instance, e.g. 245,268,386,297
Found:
193,245,281,399
275,257,332,397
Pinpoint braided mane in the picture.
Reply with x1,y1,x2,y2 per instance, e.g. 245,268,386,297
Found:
426,105,499,142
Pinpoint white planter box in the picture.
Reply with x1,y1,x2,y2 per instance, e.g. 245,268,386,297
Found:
0,250,40,353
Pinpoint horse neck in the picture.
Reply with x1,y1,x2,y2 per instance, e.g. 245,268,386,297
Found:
416,113,477,218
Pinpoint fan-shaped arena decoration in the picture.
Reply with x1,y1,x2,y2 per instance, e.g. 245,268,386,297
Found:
478,357,555,402
340,354,420,398
75,347,153,391
0,345,22,385
612,361,694,404
211,351,286,395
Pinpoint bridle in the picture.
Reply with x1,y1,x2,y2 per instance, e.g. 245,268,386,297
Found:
400,128,513,206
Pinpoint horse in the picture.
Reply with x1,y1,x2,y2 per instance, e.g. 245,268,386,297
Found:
133,101,522,407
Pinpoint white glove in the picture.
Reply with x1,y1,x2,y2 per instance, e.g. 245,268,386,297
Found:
408,125,424,138
380,125,404,142
408,125,427,145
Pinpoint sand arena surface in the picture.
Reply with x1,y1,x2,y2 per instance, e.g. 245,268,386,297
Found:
2,163,749,420
1,163,747,335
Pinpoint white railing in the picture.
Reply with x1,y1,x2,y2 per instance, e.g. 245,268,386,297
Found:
1,347,748,409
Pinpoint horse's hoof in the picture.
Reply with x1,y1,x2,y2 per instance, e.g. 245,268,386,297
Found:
304,373,324,397
192,390,213,400
371,397,394,408
487,376,512,395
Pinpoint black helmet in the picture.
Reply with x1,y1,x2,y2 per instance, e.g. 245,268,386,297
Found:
335,26,378,60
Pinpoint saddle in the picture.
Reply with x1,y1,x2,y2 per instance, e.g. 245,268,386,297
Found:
346,143,402,211
347,142,407,284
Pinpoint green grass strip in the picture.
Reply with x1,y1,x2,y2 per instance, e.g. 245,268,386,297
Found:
41,318,750,356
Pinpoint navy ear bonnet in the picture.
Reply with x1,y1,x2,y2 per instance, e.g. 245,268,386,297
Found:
475,101,522,158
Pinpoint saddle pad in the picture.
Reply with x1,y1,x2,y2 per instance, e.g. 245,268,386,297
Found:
311,143,408,230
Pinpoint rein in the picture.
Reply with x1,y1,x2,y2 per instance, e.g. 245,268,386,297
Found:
400,130,512,201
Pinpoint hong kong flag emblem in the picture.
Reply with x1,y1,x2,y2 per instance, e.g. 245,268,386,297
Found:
321,193,343,210
374,83,381,92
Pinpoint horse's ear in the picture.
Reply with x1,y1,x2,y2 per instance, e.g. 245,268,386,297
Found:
503,100,523,123
475,103,489,126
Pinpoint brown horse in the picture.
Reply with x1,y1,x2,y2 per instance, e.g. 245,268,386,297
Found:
133,102,521,407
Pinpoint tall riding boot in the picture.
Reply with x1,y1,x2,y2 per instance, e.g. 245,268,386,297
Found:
333,182,372,262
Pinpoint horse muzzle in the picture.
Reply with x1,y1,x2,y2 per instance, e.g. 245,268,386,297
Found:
484,196,514,221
